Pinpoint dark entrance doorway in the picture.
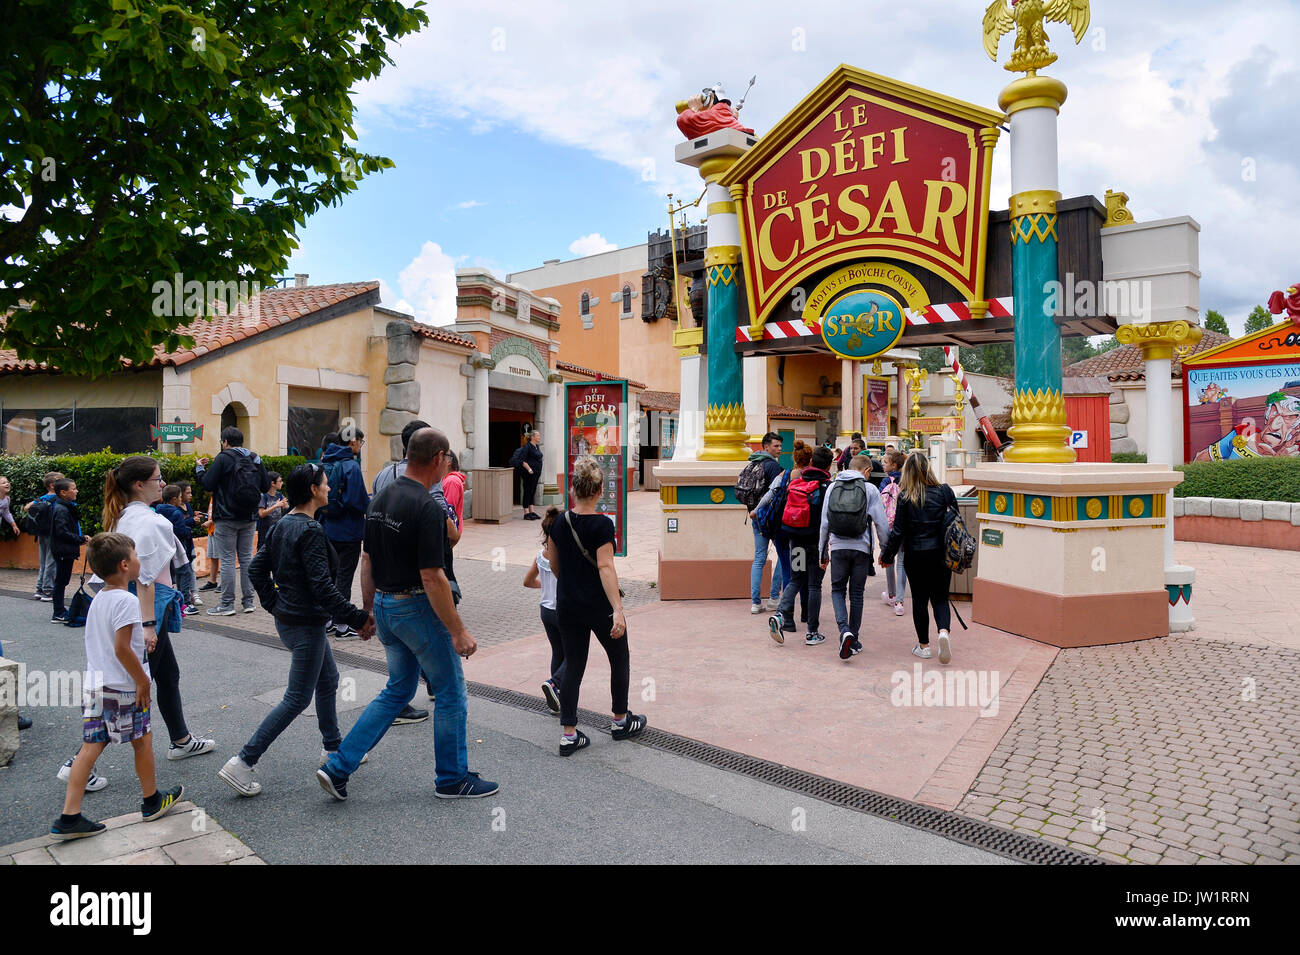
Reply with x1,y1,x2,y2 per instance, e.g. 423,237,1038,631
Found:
488,390,535,504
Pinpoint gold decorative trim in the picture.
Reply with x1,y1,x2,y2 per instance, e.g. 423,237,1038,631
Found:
1115,321,1203,362
1128,497,1146,518
1010,213,1058,245
1004,388,1074,463
673,326,703,350
699,402,750,461
707,263,738,287
1009,190,1062,218
709,487,725,504
1085,498,1102,519
1029,497,1045,518
704,245,742,267
698,155,739,183
1103,189,1135,228
707,201,736,217
997,76,1068,115
728,183,747,201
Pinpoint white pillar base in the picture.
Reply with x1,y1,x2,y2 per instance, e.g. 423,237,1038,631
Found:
1167,564,1196,632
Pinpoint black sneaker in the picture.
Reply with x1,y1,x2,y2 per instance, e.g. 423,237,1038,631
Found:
434,771,500,799
559,730,590,756
17,713,32,730
142,785,184,822
611,713,647,740
805,632,826,646
198,581,219,592
51,814,106,840
50,611,69,624
541,679,561,714
391,704,428,725
838,630,855,660
316,766,348,801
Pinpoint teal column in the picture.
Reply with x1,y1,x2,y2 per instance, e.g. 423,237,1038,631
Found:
706,257,743,410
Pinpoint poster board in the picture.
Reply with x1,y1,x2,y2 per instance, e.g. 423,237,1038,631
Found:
861,375,893,444
564,379,629,556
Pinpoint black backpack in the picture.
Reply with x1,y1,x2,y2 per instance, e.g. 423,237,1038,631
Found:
734,459,769,509
826,480,870,538
225,451,263,520
20,498,52,536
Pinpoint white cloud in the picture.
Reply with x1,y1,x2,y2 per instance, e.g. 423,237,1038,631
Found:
396,241,458,326
354,1,1300,329
454,199,486,209
568,233,617,257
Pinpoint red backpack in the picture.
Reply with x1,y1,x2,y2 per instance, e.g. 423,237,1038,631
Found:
781,474,827,534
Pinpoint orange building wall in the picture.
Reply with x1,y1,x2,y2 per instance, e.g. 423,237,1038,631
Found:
532,275,622,376
767,353,843,413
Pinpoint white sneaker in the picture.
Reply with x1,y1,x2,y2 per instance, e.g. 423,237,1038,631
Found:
912,644,932,659
320,748,369,766
190,596,204,607
937,630,952,665
751,603,762,614
218,756,262,797
242,606,256,614
168,735,217,760
57,757,108,792
881,590,894,604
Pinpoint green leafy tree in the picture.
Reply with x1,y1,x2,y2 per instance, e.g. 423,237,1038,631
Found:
917,346,948,373
1061,335,1094,368
1203,309,1230,336
1244,305,1275,334
978,342,1015,379
0,0,428,377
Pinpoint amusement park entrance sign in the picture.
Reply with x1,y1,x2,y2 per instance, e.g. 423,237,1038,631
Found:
721,65,1003,333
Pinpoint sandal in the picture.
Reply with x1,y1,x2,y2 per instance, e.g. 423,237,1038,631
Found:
559,730,590,757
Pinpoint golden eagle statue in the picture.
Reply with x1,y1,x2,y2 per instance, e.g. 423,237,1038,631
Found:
983,0,1090,75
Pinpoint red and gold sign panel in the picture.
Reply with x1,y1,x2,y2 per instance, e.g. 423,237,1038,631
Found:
723,66,1001,329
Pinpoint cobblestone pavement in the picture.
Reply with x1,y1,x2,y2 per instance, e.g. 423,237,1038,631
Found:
1,802,264,865
957,636,1300,865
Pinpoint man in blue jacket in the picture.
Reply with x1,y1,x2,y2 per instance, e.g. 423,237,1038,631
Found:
319,429,370,638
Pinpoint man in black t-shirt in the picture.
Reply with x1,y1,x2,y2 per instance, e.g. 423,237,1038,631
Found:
316,428,499,802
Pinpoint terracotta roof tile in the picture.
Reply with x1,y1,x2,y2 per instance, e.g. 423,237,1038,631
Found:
0,281,380,374
410,323,476,349
556,360,647,391
1064,329,1232,382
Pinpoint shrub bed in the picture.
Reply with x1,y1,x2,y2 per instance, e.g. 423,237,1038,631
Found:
1173,457,1300,503
0,451,305,539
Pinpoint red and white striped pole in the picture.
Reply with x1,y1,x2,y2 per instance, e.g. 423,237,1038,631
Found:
943,346,1004,452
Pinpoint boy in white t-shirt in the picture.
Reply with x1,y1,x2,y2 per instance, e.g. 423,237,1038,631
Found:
51,533,185,840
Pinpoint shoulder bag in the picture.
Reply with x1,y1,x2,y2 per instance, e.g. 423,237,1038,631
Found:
564,510,624,598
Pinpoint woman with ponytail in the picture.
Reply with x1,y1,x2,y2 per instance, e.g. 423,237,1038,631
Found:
101,456,216,759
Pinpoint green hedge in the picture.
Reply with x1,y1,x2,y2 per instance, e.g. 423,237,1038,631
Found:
1174,458,1300,503
0,451,305,539
1111,452,1148,463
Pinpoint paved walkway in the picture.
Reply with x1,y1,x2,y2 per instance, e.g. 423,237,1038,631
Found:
3,493,1296,864
1,802,263,865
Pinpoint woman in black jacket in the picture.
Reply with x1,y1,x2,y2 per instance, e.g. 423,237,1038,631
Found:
218,464,373,797
879,452,957,664
517,430,545,520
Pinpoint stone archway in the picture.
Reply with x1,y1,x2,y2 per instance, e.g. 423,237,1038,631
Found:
489,336,548,379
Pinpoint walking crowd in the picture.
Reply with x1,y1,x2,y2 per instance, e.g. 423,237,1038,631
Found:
14,421,643,841
737,433,965,665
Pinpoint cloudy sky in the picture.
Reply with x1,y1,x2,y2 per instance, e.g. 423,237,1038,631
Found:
284,0,1300,336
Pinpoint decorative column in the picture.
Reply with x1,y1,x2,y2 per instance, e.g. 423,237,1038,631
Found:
1000,75,1074,464
1115,321,1203,631
687,165,745,461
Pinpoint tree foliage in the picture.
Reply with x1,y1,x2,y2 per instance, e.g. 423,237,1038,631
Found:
1244,305,1275,335
1203,309,1230,336
0,0,428,377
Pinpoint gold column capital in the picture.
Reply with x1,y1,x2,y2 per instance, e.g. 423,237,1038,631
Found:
979,126,1002,149
728,183,747,201
1004,388,1075,463
1009,189,1062,218
704,245,742,267
699,402,750,461
1115,321,1203,361
1103,189,1135,228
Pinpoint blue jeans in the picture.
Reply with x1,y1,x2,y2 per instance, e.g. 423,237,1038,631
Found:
175,559,197,603
326,593,468,788
886,545,908,600
750,523,790,604
240,621,340,765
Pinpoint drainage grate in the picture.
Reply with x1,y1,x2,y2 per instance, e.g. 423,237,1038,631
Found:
156,612,1104,865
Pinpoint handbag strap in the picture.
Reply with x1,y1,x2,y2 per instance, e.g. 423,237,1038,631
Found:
564,509,600,571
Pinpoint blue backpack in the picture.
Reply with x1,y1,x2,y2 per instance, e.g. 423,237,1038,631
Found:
753,471,790,538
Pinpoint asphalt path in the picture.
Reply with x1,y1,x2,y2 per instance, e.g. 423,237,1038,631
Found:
1,592,1010,864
